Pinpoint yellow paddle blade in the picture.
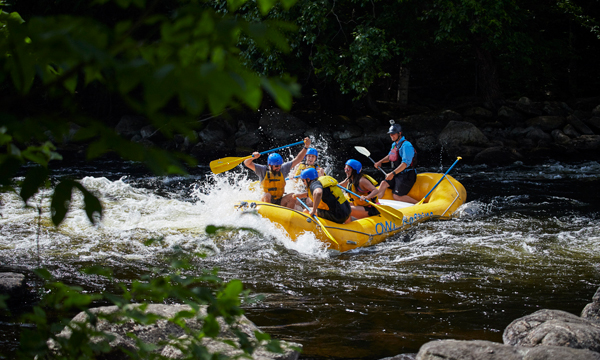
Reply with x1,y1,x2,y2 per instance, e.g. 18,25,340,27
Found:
317,220,339,246
210,156,251,174
373,204,404,222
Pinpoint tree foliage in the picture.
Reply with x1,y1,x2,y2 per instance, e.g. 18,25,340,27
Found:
220,0,599,106
0,0,300,226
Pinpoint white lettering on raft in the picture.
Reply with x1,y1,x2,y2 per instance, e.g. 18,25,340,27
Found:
375,212,435,235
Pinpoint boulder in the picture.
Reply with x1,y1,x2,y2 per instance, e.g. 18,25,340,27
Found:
415,135,441,154
498,106,525,126
581,287,600,321
355,115,382,130
585,117,600,133
551,130,571,145
563,124,581,138
333,124,364,140
234,122,262,149
416,340,522,360
473,147,523,166
50,304,301,360
464,107,494,120
115,116,147,139
516,97,543,116
525,127,552,142
566,115,594,135
259,109,308,142
520,345,600,360
416,340,600,360
379,354,416,360
438,121,490,148
403,110,462,133
572,135,600,150
140,125,167,143
503,309,600,352
525,116,566,132
542,101,571,116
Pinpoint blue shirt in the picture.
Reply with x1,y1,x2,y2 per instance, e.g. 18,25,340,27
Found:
389,136,415,170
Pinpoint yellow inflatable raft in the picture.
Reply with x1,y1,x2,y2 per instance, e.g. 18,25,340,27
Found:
236,173,467,252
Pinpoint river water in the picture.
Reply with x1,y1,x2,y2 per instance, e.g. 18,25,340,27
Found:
1,154,600,359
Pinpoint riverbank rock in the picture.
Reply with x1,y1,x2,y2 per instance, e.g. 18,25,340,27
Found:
0,272,33,310
581,287,600,321
394,286,600,360
95,96,600,167
503,309,600,352
50,304,301,360
415,340,600,360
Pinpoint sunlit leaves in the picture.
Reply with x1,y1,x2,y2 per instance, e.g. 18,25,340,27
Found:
20,166,49,205
51,179,103,226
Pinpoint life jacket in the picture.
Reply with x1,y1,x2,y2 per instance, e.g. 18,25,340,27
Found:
308,176,346,211
345,174,378,207
294,162,321,176
389,139,417,170
261,170,285,201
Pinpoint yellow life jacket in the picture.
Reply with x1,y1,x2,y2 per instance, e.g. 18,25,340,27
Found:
308,176,346,211
294,162,322,177
345,174,378,207
261,171,285,201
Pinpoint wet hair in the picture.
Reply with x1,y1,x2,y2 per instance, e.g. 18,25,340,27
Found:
348,168,364,190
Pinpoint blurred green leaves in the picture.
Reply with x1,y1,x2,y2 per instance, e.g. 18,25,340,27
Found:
14,260,284,359
0,0,300,226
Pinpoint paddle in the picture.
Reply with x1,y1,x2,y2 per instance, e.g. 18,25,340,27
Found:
354,146,387,175
295,197,339,246
416,156,462,205
210,140,305,174
336,185,405,222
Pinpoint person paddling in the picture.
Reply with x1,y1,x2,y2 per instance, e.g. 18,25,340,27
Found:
244,137,311,208
293,148,325,177
374,121,418,203
339,159,380,220
294,168,351,224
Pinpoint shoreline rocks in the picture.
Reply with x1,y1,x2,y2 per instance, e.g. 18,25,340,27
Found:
393,286,600,360
50,304,301,360
100,97,600,167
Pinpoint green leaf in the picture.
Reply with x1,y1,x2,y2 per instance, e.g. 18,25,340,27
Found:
20,166,49,204
73,182,103,225
82,265,113,278
0,155,22,186
202,314,220,337
257,0,278,16
50,180,75,226
33,268,52,281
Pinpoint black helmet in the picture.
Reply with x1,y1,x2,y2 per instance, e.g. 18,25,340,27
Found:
387,123,402,134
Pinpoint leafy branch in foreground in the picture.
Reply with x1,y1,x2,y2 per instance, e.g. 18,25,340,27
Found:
15,261,292,359
0,0,300,226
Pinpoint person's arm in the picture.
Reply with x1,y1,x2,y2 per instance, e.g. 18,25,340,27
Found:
385,162,407,181
291,137,311,168
292,191,308,199
310,188,323,216
243,152,260,172
359,178,379,201
374,154,390,169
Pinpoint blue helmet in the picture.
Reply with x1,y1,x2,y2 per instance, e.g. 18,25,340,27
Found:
345,159,362,173
306,148,318,157
267,153,283,166
387,123,402,134
300,168,319,180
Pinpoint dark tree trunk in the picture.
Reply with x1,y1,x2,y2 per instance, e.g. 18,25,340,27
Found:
475,46,502,107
